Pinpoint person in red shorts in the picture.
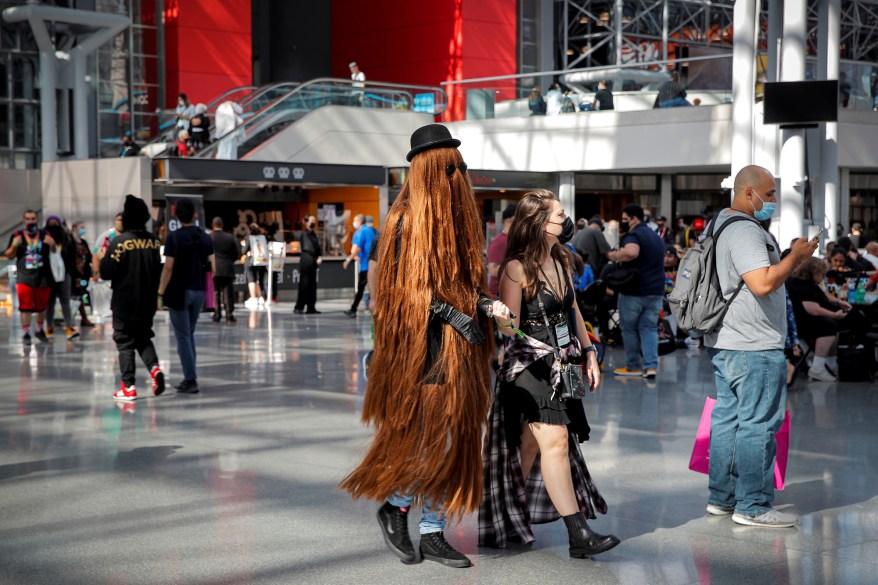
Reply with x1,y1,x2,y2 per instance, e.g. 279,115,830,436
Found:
5,210,56,344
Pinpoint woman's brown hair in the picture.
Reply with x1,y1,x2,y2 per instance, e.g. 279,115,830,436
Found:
792,256,829,281
339,147,492,518
499,189,572,299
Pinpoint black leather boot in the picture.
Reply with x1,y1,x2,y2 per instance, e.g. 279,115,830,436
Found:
419,532,472,568
376,502,417,564
562,513,620,558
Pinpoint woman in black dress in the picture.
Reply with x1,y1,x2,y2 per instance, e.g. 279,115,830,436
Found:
479,190,619,558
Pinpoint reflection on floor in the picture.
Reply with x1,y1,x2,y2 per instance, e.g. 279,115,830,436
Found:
1,300,876,585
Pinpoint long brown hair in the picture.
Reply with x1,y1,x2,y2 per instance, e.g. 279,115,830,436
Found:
339,146,492,518
500,189,571,298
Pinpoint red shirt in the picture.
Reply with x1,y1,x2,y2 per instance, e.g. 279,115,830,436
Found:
487,231,508,298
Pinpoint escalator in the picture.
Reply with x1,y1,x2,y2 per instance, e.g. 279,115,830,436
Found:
191,77,447,161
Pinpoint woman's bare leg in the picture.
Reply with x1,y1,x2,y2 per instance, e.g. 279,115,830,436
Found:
519,422,540,481
528,421,577,515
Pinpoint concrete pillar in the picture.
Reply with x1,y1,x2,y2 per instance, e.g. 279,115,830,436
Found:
731,0,757,180
660,174,672,221
767,0,784,84
73,52,89,160
839,168,850,235
378,184,389,228
558,172,575,218
778,0,808,247
39,52,57,162
818,0,841,246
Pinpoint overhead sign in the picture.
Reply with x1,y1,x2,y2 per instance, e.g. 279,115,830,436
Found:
156,158,386,186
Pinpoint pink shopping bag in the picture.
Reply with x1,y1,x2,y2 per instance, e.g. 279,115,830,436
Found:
689,396,791,491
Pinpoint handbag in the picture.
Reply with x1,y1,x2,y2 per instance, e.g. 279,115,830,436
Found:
601,261,639,295
538,295,587,400
689,396,791,490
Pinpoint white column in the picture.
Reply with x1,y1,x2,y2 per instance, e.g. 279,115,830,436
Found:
378,185,389,227
558,172,575,217
731,0,757,180
818,0,841,245
778,0,808,247
72,51,89,160
660,174,672,221
839,168,850,235
39,52,57,162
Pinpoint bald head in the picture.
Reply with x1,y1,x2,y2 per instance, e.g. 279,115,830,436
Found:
866,241,878,256
732,165,776,216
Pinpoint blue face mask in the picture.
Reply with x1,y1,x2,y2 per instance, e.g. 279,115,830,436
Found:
750,191,777,221
78,228,87,237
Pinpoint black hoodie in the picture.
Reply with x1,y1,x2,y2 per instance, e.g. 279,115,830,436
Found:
100,229,162,322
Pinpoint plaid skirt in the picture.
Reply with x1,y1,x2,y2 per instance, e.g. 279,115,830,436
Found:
478,379,609,548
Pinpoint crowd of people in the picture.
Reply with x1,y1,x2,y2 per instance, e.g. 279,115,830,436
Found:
7,120,876,570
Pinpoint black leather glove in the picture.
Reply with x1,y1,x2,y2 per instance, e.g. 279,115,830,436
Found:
476,294,493,318
431,299,486,345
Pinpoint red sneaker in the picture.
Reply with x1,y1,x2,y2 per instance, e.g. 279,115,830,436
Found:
113,382,137,401
150,366,165,396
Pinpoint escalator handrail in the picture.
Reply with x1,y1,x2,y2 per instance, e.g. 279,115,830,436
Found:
191,77,448,159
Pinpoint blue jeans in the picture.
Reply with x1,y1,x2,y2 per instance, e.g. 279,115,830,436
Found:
658,97,691,108
707,348,787,516
387,492,446,534
618,294,663,370
169,289,205,382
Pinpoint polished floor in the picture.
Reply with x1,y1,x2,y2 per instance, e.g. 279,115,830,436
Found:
1,300,876,585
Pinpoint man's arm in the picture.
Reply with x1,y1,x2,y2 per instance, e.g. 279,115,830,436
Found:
741,237,818,297
608,242,640,263
158,257,174,296
4,234,21,260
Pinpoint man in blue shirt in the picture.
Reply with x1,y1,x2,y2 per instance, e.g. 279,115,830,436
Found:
343,214,378,317
607,204,665,378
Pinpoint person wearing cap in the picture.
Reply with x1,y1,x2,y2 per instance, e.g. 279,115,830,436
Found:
340,124,513,569
570,215,611,276
100,195,165,401
349,61,366,105
487,204,516,299
343,213,378,317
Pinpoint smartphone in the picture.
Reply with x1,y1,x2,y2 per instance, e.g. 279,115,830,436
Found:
811,227,825,242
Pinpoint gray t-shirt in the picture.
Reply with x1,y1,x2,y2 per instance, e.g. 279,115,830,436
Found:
704,209,786,350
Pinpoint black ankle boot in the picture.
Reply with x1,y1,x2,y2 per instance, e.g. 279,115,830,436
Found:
376,502,417,564
562,513,620,558
419,532,472,568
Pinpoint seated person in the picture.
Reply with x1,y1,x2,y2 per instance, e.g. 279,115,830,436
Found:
835,237,876,273
787,257,858,382
825,248,872,288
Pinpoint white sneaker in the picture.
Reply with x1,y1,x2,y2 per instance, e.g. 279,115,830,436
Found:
732,509,799,528
257,297,265,305
706,503,735,516
807,366,837,382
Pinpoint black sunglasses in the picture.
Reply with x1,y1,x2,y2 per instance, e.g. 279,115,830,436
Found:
445,162,468,177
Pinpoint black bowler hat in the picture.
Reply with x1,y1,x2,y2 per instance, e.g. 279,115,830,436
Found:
406,124,461,162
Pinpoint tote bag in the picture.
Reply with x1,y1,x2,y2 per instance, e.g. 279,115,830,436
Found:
689,396,791,490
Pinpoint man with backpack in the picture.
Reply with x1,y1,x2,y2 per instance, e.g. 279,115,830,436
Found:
686,165,816,528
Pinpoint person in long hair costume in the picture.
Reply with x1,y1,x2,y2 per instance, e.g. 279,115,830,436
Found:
339,124,513,569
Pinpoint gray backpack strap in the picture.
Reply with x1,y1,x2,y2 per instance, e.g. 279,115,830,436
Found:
709,215,760,305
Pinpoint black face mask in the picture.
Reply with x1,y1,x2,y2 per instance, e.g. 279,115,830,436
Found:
549,217,575,245
25,223,38,236
619,220,630,234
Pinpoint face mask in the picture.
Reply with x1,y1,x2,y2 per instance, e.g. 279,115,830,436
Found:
78,228,87,237
25,223,38,235
547,217,575,244
619,220,630,233
750,191,777,221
